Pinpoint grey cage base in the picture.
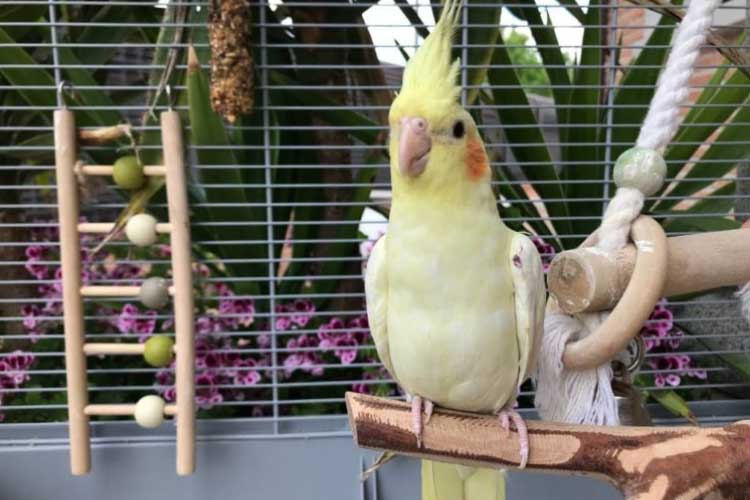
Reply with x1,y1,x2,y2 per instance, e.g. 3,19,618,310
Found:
0,421,620,500
2,401,748,500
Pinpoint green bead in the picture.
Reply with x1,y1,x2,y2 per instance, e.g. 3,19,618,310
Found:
613,147,666,196
143,335,174,368
139,277,170,309
112,155,145,190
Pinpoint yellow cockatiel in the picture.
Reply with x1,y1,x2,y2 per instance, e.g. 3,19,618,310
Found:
364,1,546,498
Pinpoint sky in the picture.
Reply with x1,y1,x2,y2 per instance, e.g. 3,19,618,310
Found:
363,0,589,66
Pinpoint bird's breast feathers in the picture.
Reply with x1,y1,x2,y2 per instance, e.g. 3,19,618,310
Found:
385,212,520,413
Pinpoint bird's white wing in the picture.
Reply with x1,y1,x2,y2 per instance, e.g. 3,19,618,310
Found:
509,233,546,383
364,236,396,379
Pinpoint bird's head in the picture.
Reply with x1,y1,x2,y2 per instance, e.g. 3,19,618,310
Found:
388,0,490,200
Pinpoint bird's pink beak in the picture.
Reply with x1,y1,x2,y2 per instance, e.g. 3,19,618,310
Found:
398,116,431,178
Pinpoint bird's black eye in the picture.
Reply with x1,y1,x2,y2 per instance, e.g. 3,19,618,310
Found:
452,120,465,139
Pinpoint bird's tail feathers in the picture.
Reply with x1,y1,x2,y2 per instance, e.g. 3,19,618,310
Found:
422,460,505,500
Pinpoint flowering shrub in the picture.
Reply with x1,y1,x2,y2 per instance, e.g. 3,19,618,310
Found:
15,223,268,419
0,351,35,422
640,300,707,388
8,221,393,422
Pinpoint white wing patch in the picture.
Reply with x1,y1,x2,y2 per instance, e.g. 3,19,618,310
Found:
509,233,546,383
364,236,396,379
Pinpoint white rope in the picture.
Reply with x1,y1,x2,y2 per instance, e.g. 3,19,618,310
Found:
535,0,721,425
738,282,750,324
637,0,721,152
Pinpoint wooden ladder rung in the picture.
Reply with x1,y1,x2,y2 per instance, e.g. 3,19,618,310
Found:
77,222,172,234
83,342,177,356
84,403,177,417
80,285,176,297
83,343,145,355
76,165,167,177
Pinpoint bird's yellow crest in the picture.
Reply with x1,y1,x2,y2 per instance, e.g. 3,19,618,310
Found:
396,0,463,113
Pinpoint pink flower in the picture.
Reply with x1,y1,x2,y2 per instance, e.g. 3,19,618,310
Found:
111,262,144,281
195,371,223,410
52,267,64,294
25,246,44,260
274,304,293,331
283,334,323,376
219,296,256,329
318,317,359,365
134,310,157,342
256,333,271,348
20,305,45,342
24,245,50,280
352,370,378,394
654,373,681,387
0,351,35,387
196,313,222,336
347,314,370,344
232,359,262,386
531,237,556,272
290,299,315,328
647,302,673,333
116,303,139,334
640,300,706,388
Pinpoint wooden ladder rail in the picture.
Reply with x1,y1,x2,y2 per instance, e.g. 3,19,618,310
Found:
53,109,195,475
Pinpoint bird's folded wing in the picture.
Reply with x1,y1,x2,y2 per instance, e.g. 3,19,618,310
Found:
509,233,546,383
364,236,396,379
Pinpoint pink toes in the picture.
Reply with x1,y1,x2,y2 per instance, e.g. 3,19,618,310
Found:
424,400,434,425
410,396,435,448
497,410,530,469
411,396,423,447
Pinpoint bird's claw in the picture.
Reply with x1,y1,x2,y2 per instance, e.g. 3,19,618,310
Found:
410,395,434,448
497,409,529,469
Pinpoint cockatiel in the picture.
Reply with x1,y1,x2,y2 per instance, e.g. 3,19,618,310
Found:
364,1,546,498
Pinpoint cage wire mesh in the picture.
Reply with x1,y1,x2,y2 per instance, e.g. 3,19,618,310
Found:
0,0,748,432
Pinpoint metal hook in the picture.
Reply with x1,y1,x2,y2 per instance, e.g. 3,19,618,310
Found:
57,80,71,108
165,84,173,111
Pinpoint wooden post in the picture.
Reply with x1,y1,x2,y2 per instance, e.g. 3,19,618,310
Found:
54,109,91,475
161,111,196,475
549,229,750,315
346,393,750,500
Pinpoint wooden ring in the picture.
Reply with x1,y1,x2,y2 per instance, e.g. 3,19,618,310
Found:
562,216,668,371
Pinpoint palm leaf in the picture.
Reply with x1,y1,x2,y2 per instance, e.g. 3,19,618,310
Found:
510,0,572,127
560,0,604,241
488,31,572,240
465,0,502,105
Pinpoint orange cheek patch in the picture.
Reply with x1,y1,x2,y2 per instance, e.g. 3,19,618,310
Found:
466,138,490,181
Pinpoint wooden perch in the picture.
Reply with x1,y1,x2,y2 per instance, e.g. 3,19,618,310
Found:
548,229,750,315
347,393,750,500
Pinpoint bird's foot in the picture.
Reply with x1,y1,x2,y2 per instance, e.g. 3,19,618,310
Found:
496,409,529,469
410,395,434,448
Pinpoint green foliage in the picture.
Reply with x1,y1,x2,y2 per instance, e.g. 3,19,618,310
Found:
505,30,556,98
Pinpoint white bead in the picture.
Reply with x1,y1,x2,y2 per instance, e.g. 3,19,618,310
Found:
134,395,165,428
125,213,158,247
613,147,666,196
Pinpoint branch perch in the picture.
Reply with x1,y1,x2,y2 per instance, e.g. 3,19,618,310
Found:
346,393,750,500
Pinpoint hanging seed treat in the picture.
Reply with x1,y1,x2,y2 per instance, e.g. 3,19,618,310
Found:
208,0,254,123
